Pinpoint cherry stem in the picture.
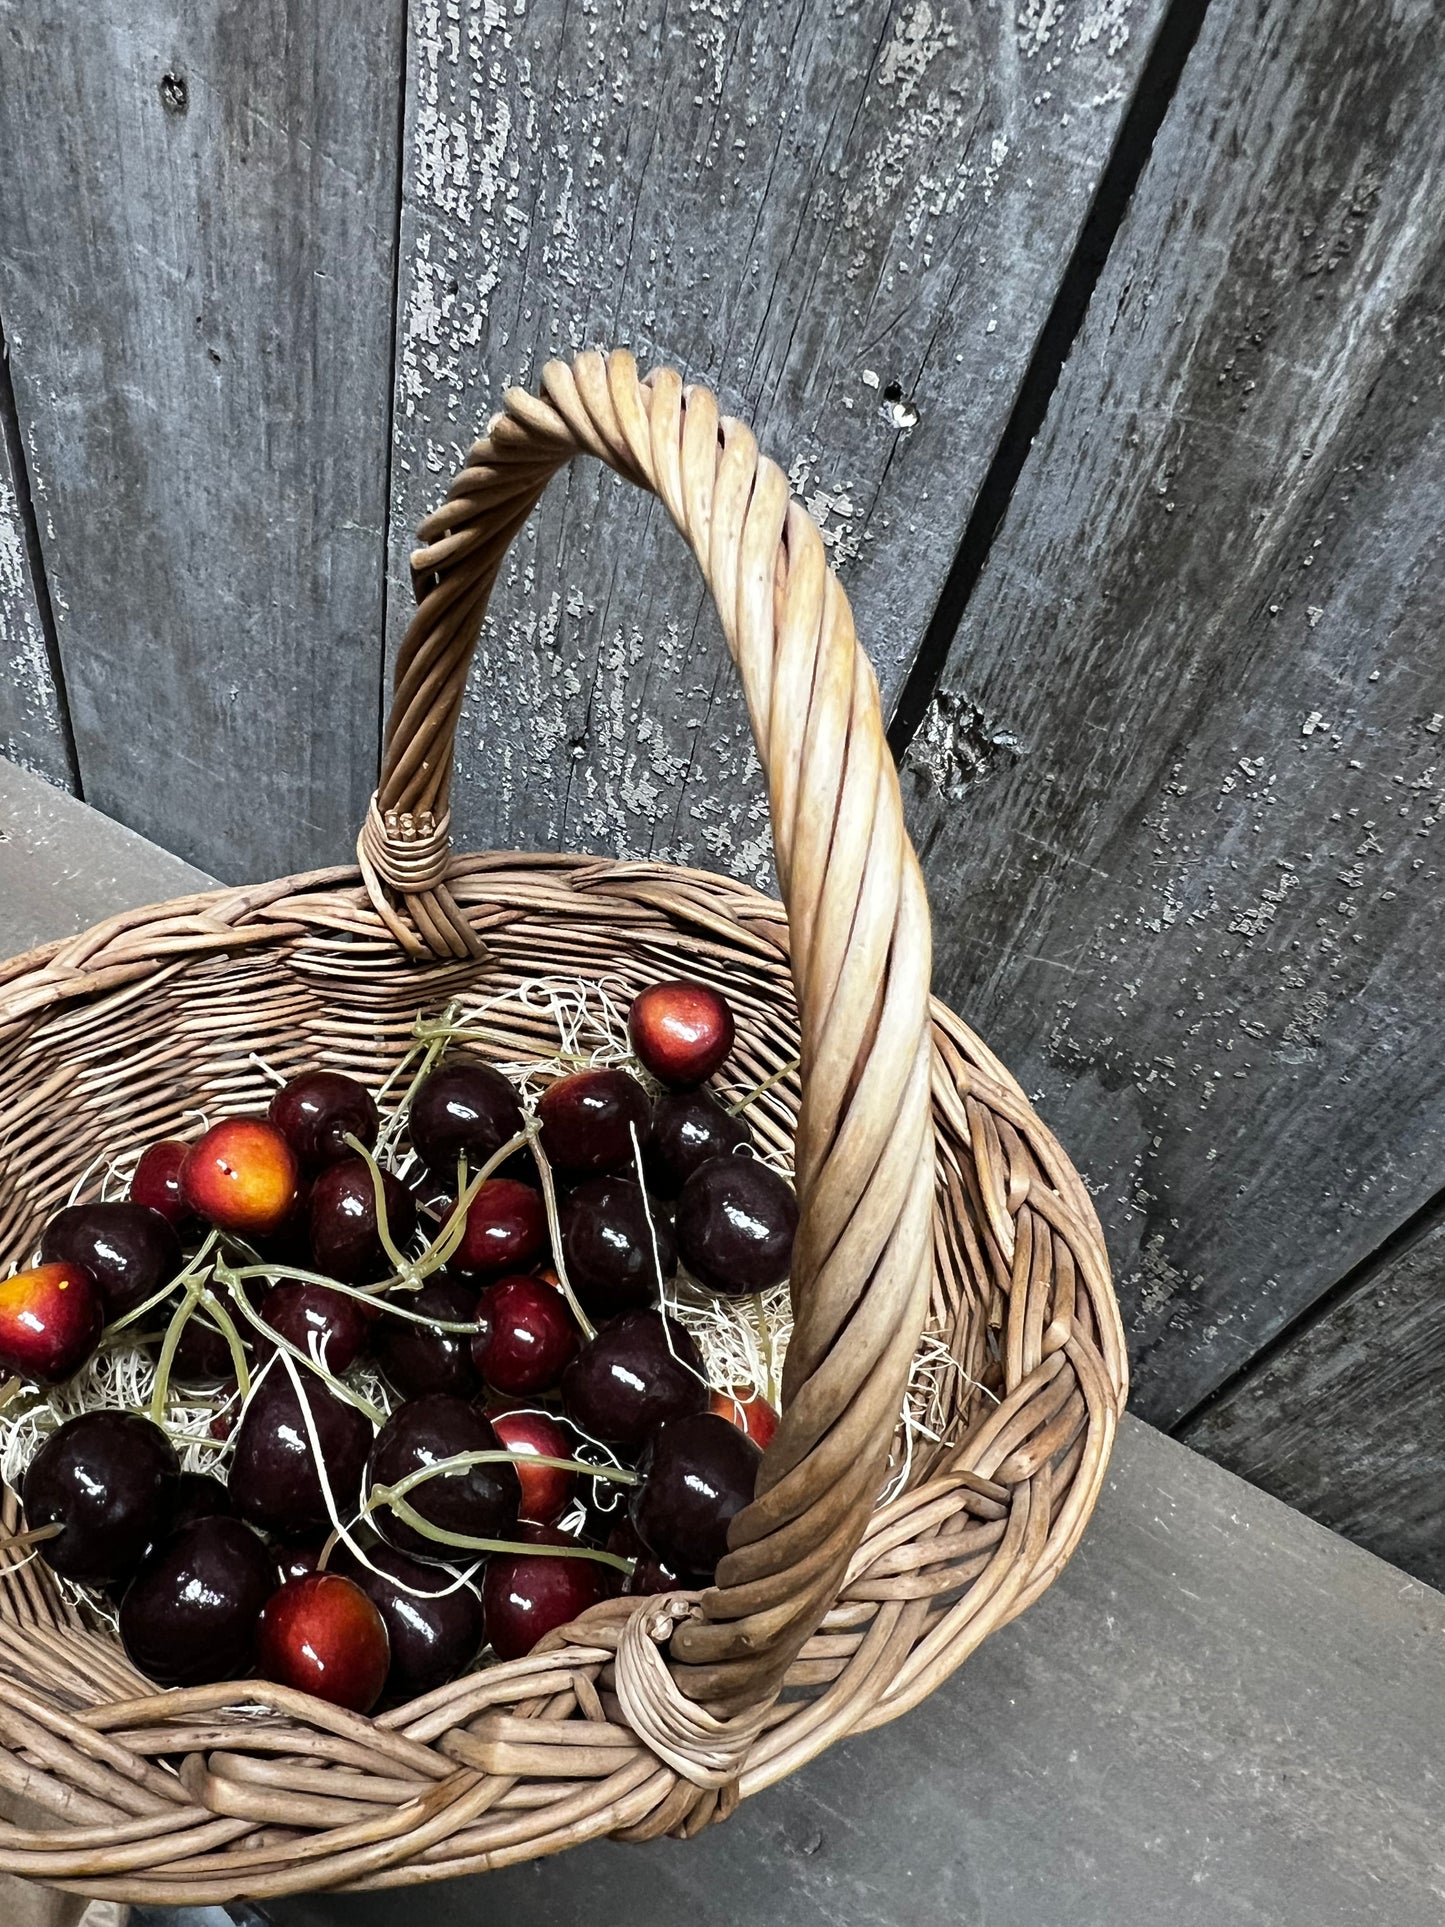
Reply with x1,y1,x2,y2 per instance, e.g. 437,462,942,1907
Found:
528,1124,596,1343
0,1521,62,1555
213,1264,388,1428
726,1055,802,1117
372,1493,634,1573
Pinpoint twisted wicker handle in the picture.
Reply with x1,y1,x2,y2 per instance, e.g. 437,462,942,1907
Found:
363,350,935,1718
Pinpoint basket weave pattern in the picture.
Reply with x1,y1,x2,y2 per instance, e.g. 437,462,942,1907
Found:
0,352,1125,1902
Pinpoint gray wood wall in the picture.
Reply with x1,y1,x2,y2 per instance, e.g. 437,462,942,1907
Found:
1,0,1441,1583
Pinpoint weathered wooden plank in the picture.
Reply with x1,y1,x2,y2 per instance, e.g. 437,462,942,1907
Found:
0,354,71,788
1183,1203,1445,1591
389,0,1171,880
0,0,407,881
898,0,1445,1425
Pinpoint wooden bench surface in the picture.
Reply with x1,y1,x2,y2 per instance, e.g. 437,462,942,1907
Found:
3,758,1443,1927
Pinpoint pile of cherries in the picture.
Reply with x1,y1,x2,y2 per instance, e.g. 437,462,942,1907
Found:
1,979,797,1714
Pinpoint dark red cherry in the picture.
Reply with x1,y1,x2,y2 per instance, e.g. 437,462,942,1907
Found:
257,1572,390,1713
367,1396,520,1561
260,1279,369,1373
119,1516,275,1687
409,1057,525,1181
0,1262,103,1383
559,1309,706,1453
374,1277,482,1401
629,980,735,1088
276,1540,326,1585
308,1159,416,1285
674,1155,798,1297
559,1176,674,1319
229,1369,373,1537
129,1139,195,1230
482,1524,605,1661
485,1403,577,1525
537,1069,651,1175
606,1516,706,1597
710,1386,780,1450
181,1118,300,1238
41,1201,181,1321
631,1412,762,1578
250,1178,315,1268
171,1309,249,1385
23,1411,179,1586
269,1070,378,1170
333,1541,485,1701
451,1179,547,1278
169,1471,233,1531
646,1089,752,1200
471,1274,578,1396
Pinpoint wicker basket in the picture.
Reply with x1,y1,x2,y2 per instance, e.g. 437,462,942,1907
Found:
0,350,1125,1904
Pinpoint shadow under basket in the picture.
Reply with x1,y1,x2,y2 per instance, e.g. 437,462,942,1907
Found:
0,350,1125,1904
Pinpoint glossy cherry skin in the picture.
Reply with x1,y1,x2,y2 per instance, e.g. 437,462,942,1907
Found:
451,1179,547,1279
471,1274,578,1397
260,1279,369,1373
23,1411,179,1586
374,1277,482,1401
631,1412,762,1579
367,1395,520,1561
409,1058,524,1181
333,1542,485,1701
537,1069,651,1176
129,1139,195,1230
308,1159,416,1285
559,1309,706,1453
0,1262,103,1384
269,1070,378,1170
119,1516,275,1687
606,1516,706,1597
42,1202,181,1322
182,1118,300,1238
674,1155,798,1297
485,1403,577,1525
709,1386,780,1450
559,1177,674,1320
169,1471,234,1530
257,1572,390,1713
628,980,735,1088
482,1525,605,1661
646,1090,753,1200
229,1369,374,1537
276,1540,325,1585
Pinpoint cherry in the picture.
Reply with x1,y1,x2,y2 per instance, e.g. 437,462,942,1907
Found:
171,1310,248,1385
269,1070,378,1170
41,1202,181,1323
606,1516,706,1597
257,1572,390,1713
276,1540,325,1585
471,1274,578,1397
537,1069,650,1175
631,1412,762,1579
647,1089,752,1200
182,1118,300,1238
169,1471,233,1531
0,1262,103,1383
119,1516,275,1687
23,1411,179,1586
709,1386,781,1451
308,1158,416,1285
374,1277,482,1401
251,1180,315,1268
485,1404,577,1526
559,1176,674,1319
260,1279,369,1373
229,1369,373,1537
367,1395,520,1561
482,1525,605,1661
451,1178,547,1279
675,1155,798,1297
333,1542,485,1701
409,1057,524,1181
560,1309,705,1453
629,980,735,1088
129,1139,195,1230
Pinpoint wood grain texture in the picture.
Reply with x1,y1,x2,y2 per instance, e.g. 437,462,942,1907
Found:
388,0,1170,884
0,0,407,880
0,366,69,787
1183,1204,1445,1591
899,0,1445,1425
